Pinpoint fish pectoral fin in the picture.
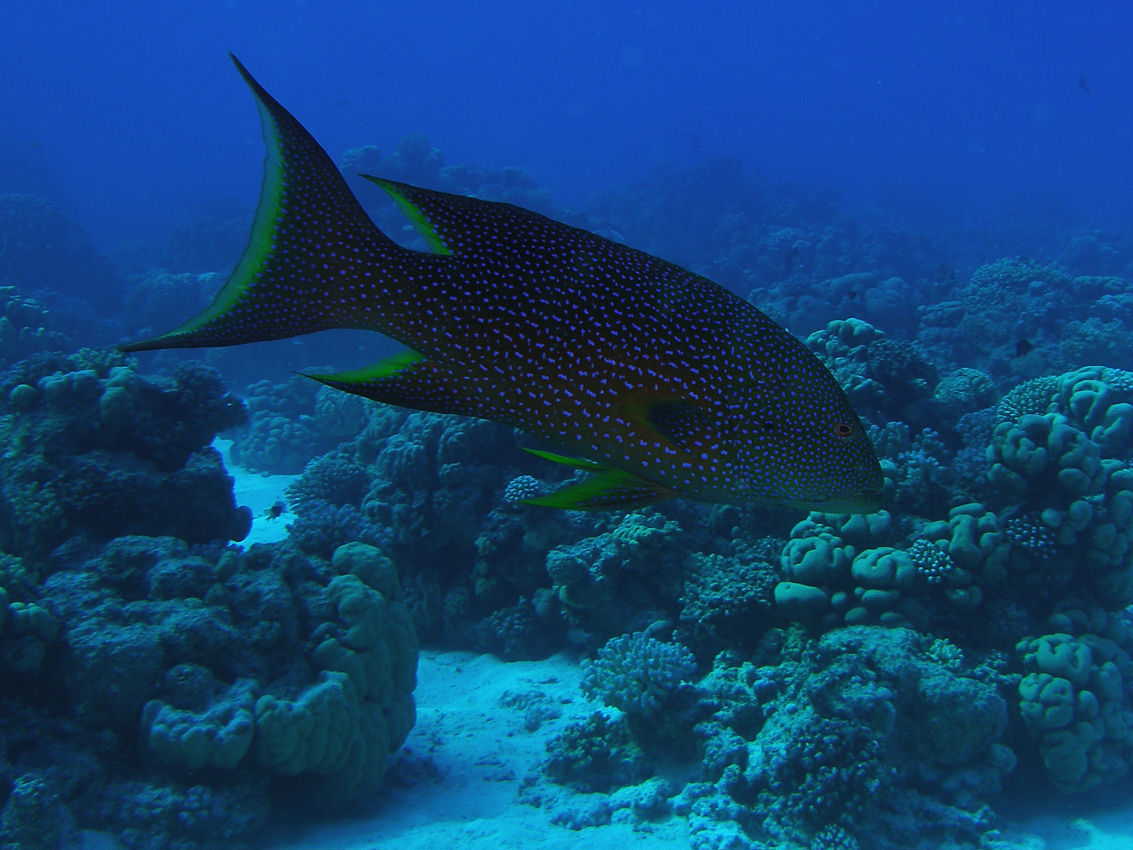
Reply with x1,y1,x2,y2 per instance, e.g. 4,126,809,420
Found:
522,468,676,510
305,351,483,417
645,399,717,448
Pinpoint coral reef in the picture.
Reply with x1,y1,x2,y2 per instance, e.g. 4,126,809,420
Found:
4,134,1133,850
0,356,250,559
545,712,651,794
0,286,69,368
0,194,121,311
547,627,1015,850
357,411,553,639
918,259,1133,383
0,538,418,849
676,551,777,660
284,449,383,558
230,376,368,474
581,631,697,719
806,318,940,429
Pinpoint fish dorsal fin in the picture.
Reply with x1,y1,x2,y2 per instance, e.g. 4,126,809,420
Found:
645,399,717,450
361,176,543,258
363,177,454,256
523,468,677,510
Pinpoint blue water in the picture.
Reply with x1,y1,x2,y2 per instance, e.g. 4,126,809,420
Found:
2,3,1133,850
5,1,1132,245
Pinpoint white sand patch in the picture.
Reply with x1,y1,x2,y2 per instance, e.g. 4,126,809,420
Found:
1001,804,1133,849
213,437,297,546
271,650,691,850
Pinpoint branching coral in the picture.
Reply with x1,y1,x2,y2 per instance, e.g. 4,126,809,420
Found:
581,631,696,718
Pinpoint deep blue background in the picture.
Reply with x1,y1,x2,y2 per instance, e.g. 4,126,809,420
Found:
3,0,1131,247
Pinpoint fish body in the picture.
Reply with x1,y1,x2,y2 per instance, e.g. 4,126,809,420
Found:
123,57,883,513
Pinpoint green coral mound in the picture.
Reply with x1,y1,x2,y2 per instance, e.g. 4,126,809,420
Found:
72,539,420,820
1017,607,1133,792
253,548,417,809
143,679,256,772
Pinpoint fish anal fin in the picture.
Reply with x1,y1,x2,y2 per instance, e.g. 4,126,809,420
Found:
305,352,483,417
523,468,676,511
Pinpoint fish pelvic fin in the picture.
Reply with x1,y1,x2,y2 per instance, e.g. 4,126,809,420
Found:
518,446,609,471
121,55,404,353
522,467,677,511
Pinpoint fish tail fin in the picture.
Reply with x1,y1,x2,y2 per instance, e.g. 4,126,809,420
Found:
121,55,404,352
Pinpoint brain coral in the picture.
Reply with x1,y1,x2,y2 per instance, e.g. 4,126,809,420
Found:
1017,627,1133,792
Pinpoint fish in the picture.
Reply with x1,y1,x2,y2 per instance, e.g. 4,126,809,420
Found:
121,56,883,513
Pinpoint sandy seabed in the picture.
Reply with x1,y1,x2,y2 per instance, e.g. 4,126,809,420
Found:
270,650,690,850
222,451,1132,850
263,647,1133,850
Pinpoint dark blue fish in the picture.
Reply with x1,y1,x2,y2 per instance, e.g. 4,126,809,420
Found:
123,57,883,512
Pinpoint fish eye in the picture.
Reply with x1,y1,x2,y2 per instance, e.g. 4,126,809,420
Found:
833,421,854,438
